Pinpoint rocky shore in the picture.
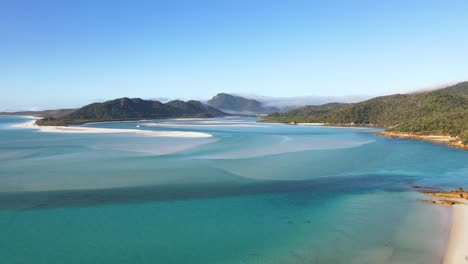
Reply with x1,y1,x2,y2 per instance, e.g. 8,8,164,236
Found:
414,186,468,207
377,131,468,150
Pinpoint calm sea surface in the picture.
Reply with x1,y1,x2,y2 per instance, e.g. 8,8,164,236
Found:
1,115,467,263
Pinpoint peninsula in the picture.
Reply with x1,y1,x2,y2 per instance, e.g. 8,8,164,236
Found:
263,81,468,149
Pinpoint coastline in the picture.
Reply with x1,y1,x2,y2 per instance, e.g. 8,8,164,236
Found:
259,119,381,129
260,120,468,151
9,118,212,138
444,204,468,264
419,188,468,264
377,131,468,150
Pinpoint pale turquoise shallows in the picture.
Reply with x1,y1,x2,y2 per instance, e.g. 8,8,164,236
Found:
0,116,466,264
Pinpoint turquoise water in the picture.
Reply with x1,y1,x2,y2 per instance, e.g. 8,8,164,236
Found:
0,115,466,263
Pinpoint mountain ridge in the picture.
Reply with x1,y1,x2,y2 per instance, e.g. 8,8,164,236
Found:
207,93,278,114
37,98,227,126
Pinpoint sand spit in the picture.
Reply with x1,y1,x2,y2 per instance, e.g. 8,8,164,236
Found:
10,119,212,138
297,123,325,126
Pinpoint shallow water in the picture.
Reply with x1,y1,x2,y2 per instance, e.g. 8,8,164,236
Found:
0,115,465,263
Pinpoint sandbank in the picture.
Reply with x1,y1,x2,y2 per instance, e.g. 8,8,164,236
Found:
297,123,324,126
10,118,212,138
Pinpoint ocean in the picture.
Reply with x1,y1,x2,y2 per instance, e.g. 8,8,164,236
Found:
1,115,466,263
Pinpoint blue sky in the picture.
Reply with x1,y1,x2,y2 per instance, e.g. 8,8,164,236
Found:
1,0,468,110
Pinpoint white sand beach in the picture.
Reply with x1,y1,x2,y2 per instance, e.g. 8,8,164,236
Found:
9,119,39,129
420,190,468,264
444,204,468,264
297,123,324,126
11,118,212,138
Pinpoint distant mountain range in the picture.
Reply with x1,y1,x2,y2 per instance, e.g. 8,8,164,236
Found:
36,98,226,126
0,109,76,118
207,93,278,114
1,92,374,119
235,94,371,110
265,81,468,144
3,81,468,146
206,93,369,114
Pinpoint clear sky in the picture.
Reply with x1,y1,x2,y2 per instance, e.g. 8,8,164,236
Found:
1,0,468,110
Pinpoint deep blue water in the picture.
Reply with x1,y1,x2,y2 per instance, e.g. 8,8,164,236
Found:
0,115,466,263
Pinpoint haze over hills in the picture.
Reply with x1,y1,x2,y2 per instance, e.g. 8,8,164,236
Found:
5,92,353,117
37,98,226,126
267,103,349,121
236,94,371,110
0,109,76,118
207,93,279,114
265,82,468,144
435,81,468,96
206,92,366,114
3,80,468,146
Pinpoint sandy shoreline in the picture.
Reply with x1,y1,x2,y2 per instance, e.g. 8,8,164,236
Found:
296,122,324,126
420,188,468,264
444,204,468,264
10,118,212,138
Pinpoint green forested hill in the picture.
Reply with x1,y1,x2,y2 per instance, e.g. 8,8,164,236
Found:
207,93,278,114
325,92,468,142
436,81,468,96
265,82,468,143
37,98,226,125
266,103,349,122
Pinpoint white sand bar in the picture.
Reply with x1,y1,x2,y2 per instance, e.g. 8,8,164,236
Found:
11,119,212,138
444,204,468,264
297,123,324,126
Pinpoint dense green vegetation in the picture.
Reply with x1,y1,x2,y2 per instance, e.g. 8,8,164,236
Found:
436,81,468,96
37,98,226,126
265,83,468,144
266,103,349,122
207,93,278,114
